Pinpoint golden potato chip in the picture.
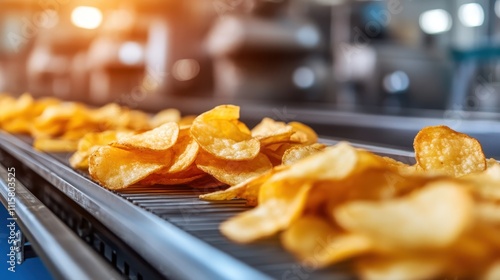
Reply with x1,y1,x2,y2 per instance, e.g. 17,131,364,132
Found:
289,121,318,145
33,138,79,152
357,256,446,280
281,218,374,269
139,165,206,186
282,143,326,166
334,180,474,251
414,125,486,177
220,180,312,243
69,130,132,169
267,142,385,184
190,105,260,160
281,215,341,262
112,122,179,152
476,202,500,226
161,128,199,173
483,261,500,280
462,164,500,202
150,108,181,127
196,151,272,186
200,165,287,206
178,115,197,126
487,158,499,169
251,117,294,146
89,146,172,190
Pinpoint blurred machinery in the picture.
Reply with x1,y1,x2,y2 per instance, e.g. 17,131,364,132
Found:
1,0,500,139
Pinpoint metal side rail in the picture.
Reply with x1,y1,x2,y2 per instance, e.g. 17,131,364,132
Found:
0,132,271,280
0,163,122,280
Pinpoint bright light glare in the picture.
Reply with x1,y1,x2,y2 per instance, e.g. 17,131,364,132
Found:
458,3,484,27
496,0,500,18
71,6,103,30
172,59,200,81
118,42,144,65
419,9,452,34
383,71,410,93
293,67,315,89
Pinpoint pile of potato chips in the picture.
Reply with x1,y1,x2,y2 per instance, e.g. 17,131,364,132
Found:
86,105,319,190
205,125,500,280
0,93,183,152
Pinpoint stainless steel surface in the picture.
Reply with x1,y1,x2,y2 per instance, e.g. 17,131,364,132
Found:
0,162,122,280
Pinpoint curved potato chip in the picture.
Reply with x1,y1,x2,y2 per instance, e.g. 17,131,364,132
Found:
139,165,206,186
357,256,446,280
150,108,181,127
69,130,132,169
190,105,260,160
282,143,326,166
462,164,500,201
289,121,318,145
414,125,486,177
163,128,199,173
334,180,474,251
89,146,171,190
251,117,294,146
200,165,287,205
196,151,272,186
268,142,385,184
220,180,312,243
112,122,179,151
281,216,336,260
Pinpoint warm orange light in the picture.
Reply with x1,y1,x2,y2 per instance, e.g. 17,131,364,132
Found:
71,6,103,30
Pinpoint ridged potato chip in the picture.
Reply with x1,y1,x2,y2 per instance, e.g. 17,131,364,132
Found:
414,125,486,177
190,105,260,160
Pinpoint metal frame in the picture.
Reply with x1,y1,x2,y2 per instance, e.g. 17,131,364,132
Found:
0,163,122,280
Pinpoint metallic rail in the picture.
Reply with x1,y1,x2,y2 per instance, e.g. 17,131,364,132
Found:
0,163,122,280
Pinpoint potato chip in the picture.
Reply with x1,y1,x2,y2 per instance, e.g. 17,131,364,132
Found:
462,164,500,202
33,138,79,152
196,151,272,186
281,215,371,267
220,181,312,243
282,143,326,166
139,165,206,186
483,261,500,280
89,146,172,189
178,115,197,126
476,202,500,225
161,128,199,173
150,108,181,127
334,180,474,251
112,122,179,152
199,165,287,206
190,105,260,160
267,142,385,183
289,121,318,145
69,130,132,169
414,125,486,177
357,256,446,280
251,117,294,146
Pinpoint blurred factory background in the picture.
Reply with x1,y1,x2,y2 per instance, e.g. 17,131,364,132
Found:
1,0,500,155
